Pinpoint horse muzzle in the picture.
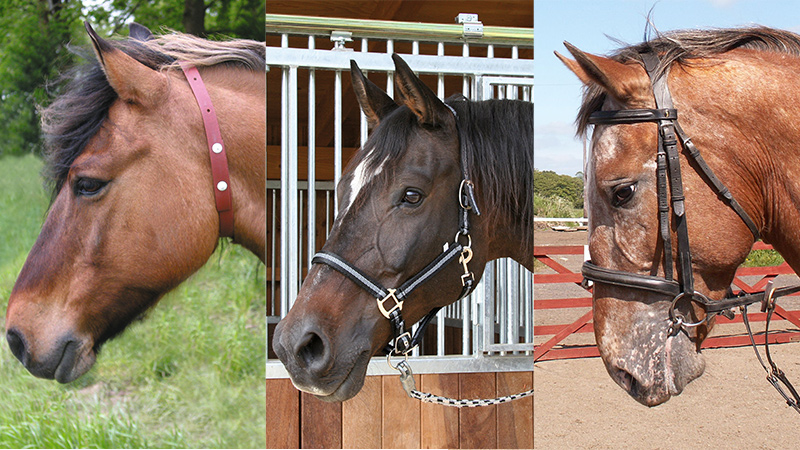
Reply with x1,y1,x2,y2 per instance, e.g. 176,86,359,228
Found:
272,317,373,402
595,304,706,406
5,327,96,383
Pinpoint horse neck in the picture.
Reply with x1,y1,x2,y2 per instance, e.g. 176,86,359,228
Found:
675,55,800,273
205,68,266,261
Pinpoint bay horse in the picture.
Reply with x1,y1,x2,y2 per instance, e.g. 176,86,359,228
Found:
557,26,800,407
4,23,265,383
272,54,533,402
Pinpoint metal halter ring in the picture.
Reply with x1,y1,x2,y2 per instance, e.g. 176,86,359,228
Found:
454,230,472,248
668,291,712,332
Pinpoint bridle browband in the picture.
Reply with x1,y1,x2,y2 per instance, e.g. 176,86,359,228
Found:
582,49,800,412
179,62,234,238
311,102,480,357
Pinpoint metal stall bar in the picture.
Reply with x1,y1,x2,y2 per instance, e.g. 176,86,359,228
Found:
267,13,534,46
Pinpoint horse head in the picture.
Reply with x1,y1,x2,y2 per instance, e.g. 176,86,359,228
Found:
273,54,533,402
5,23,266,383
554,31,800,405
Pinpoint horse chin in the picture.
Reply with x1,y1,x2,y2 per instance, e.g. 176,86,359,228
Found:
54,342,97,384
289,349,372,402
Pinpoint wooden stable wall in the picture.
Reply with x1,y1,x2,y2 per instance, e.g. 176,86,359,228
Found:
266,371,533,449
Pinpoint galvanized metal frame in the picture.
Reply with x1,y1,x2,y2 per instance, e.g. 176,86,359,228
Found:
267,14,532,376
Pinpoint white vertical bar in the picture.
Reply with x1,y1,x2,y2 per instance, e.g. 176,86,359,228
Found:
412,40,419,55
487,44,494,58
508,260,520,353
437,42,444,100
307,68,316,268
360,38,369,146
280,66,300,315
462,43,469,96
436,308,445,356
386,39,394,98
462,296,470,356
334,70,343,215
270,188,277,315
483,261,496,355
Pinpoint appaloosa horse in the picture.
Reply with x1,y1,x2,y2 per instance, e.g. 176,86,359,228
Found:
5,23,265,383
273,54,533,402
558,26,800,407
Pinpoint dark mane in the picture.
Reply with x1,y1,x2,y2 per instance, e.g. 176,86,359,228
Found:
577,26,800,135
357,97,533,247
41,31,266,198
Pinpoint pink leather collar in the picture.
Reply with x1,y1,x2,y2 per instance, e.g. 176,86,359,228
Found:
179,62,234,238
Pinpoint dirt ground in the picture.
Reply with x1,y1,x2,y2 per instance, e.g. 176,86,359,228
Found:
535,228,800,448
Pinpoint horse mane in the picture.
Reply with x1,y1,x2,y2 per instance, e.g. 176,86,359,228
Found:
358,97,533,247
577,26,800,136
40,31,266,198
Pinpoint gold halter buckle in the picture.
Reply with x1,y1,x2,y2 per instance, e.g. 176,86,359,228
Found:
377,289,403,319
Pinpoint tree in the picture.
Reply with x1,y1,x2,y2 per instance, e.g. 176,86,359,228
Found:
533,169,584,209
0,0,81,156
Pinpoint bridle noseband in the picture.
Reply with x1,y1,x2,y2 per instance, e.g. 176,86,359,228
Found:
582,49,800,412
311,103,480,357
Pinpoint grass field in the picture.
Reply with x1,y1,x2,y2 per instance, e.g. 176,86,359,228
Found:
0,154,266,448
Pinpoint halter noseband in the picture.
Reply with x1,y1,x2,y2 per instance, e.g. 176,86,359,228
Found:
311,102,481,356
179,62,234,238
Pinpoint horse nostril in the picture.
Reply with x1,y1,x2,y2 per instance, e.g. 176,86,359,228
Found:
612,367,638,396
296,330,331,376
6,328,28,365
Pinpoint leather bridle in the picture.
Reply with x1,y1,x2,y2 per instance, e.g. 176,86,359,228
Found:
311,103,480,357
179,62,235,238
581,49,800,412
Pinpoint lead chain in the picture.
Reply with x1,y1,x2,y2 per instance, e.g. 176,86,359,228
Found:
393,359,533,408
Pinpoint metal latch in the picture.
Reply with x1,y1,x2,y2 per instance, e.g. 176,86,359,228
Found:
330,31,353,51
456,13,483,39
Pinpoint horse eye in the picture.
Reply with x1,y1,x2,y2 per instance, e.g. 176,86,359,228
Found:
612,183,636,206
401,189,423,205
75,178,108,197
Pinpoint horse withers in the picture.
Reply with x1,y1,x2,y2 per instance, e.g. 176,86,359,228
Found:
272,54,533,402
5,23,266,383
557,27,800,407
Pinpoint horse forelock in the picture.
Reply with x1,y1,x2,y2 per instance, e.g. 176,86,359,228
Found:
577,26,800,136
40,31,265,201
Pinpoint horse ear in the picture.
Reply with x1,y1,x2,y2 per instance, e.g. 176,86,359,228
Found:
129,22,154,41
350,60,398,128
556,42,651,106
85,21,166,107
391,53,452,127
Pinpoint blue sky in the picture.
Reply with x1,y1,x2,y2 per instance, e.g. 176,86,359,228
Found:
535,0,800,175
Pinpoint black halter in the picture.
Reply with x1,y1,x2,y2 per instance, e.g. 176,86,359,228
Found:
582,50,800,412
311,103,480,356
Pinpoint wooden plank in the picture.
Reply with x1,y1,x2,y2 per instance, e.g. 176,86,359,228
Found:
301,392,343,449
342,376,382,449
496,372,533,449
266,379,300,449
459,373,496,449
420,373,460,449
383,374,421,448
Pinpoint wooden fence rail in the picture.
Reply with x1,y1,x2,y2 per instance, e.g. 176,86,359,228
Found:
534,242,800,361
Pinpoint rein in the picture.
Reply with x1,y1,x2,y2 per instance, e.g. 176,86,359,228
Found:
311,103,533,407
179,63,234,238
581,49,800,413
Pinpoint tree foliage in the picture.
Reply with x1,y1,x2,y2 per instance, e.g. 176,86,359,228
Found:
0,0,264,157
533,169,584,209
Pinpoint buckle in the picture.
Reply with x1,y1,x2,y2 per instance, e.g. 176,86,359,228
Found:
377,289,403,319
393,331,413,355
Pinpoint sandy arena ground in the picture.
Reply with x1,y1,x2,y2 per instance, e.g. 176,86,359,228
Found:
535,229,800,448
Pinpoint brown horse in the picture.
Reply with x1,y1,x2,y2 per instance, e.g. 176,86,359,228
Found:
4,23,265,383
272,54,533,402
557,27,800,406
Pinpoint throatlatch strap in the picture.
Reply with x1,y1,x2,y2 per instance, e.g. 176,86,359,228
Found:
179,63,234,238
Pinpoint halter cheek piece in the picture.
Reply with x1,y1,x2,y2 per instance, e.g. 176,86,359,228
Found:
311,103,481,357
582,50,800,413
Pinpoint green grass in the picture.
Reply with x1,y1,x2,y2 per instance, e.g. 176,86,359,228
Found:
742,248,785,267
0,154,265,448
